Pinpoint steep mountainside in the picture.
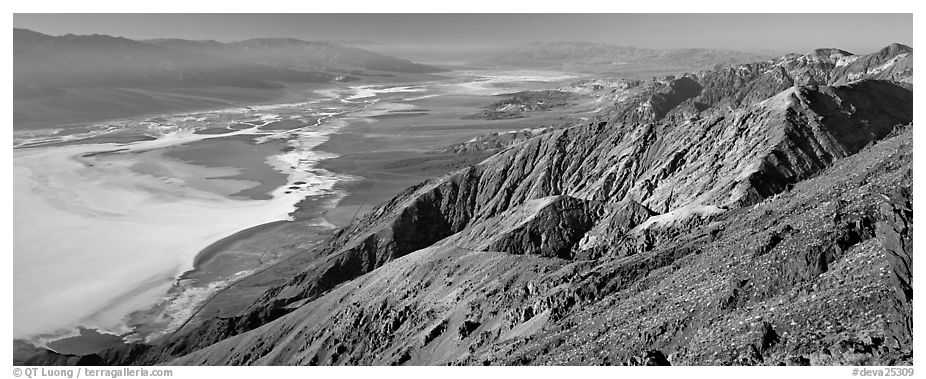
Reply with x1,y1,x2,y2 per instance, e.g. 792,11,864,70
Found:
21,45,913,366
172,126,911,366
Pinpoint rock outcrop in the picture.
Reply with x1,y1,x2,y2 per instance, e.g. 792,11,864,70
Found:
442,195,603,259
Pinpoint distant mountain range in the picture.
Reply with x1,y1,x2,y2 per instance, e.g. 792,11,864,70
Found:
478,41,777,73
142,37,440,76
13,28,445,129
14,28,443,95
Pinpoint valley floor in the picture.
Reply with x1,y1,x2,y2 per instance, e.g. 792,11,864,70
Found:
13,69,594,360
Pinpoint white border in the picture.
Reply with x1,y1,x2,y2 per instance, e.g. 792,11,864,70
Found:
4,4,921,379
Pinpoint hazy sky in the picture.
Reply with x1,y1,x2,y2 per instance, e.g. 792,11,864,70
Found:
14,13,913,54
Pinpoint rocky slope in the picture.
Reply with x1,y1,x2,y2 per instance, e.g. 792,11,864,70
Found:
170,126,912,365
21,44,913,366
